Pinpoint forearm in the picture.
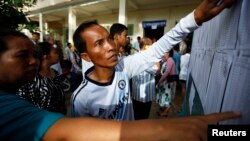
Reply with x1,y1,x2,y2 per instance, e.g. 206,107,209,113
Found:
42,111,241,141
43,118,121,141
120,119,169,141
43,118,170,141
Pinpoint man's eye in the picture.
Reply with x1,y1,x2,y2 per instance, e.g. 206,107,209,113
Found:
94,41,100,46
95,40,103,47
17,53,29,58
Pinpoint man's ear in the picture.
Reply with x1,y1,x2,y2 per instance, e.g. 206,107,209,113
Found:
43,54,48,60
80,53,91,62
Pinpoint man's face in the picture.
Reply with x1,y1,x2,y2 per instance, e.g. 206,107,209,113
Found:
32,34,40,42
0,37,39,87
81,25,118,69
117,30,128,48
48,46,59,65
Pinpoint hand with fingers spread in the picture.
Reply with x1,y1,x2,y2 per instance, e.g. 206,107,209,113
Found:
194,0,236,25
123,111,241,141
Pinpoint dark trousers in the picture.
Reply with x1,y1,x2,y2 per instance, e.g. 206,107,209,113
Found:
132,99,152,120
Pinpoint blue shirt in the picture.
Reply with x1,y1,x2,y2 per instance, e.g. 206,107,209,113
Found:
0,90,64,141
173,51,181,74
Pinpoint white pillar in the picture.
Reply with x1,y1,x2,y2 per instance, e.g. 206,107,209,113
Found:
39,13,43,42
68,6,76,44
44,22,48,34
118,0,127,25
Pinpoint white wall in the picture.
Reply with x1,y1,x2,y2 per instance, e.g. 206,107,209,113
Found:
77,4,197,43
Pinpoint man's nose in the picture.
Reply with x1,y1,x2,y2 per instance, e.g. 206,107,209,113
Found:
29,55,39,65
106,40,116,51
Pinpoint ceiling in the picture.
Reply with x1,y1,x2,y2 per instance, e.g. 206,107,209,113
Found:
27,0,200,22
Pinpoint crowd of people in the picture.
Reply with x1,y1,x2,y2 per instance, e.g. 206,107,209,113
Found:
0,0,241,140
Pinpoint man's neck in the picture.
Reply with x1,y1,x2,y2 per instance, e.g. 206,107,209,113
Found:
88,67,114,83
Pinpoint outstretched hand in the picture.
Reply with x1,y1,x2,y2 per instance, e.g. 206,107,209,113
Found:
155,111,241,141
194,0,236,25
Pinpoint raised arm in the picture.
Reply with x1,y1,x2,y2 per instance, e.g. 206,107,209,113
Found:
43,111,240,141
124,0,236,78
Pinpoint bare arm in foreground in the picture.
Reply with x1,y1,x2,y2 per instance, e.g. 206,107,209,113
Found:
43,112,240,141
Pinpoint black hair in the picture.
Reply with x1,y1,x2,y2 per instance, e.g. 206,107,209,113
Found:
185,33,193,54
32,32,40,36
0,28,29,54
173,44,179,51
37,42,53,61
169,49,174,57
109,23,128,40
43,34,53,43
186,46,191,53
67,42,71,46
73,20,98,53
137,36,141,40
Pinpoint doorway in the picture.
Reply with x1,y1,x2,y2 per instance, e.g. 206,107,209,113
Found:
142,20,166,41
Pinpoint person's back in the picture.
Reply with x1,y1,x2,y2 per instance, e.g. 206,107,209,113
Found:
179,46,191,104
158,50,176,83
133,36,141,52
131,37,158,120
64,42,72,60
157,50,177,116
179,50,190,81
172,45,181,74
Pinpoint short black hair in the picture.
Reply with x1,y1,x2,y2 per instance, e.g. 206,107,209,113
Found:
169,49,174,57
36,42,53,71
67,42,71,46
32,32,40,36
0,28,29,54
173,44,179,51
73,20,98,53
109,23,128,40
37,42,53,61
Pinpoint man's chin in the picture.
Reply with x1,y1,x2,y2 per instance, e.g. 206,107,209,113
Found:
111,60,119,67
